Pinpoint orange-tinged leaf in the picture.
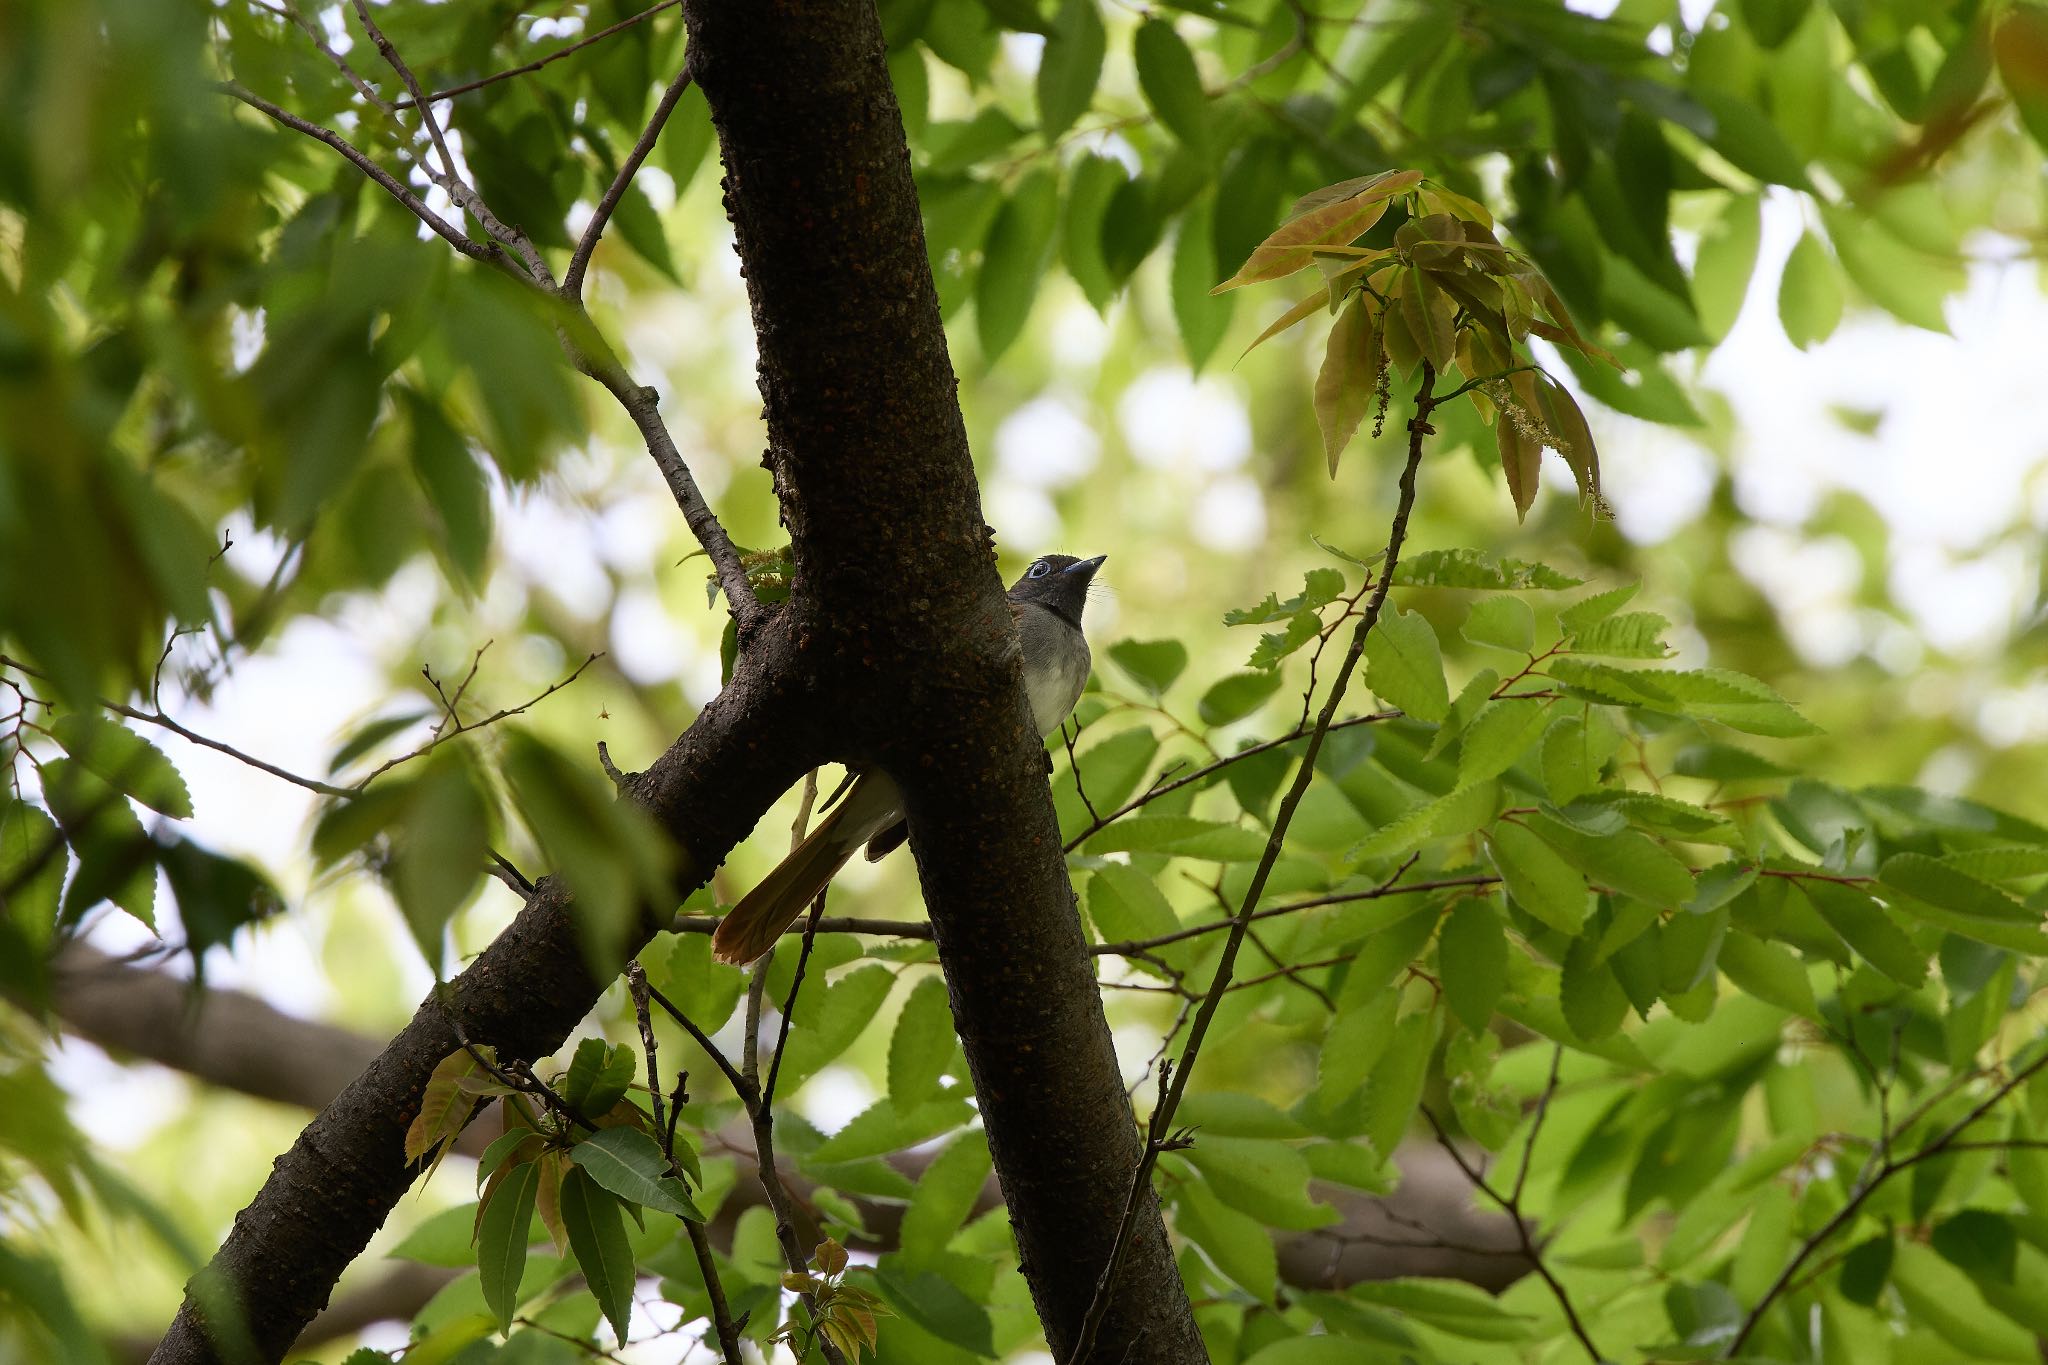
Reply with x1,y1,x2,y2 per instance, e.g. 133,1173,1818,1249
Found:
1213,170,1422,292
1315,292,1379,475
535,1150,569,1253
1419,183,1495,228
1282,167,1425,225
1524,277,1617,365
1994,5,2048,150
1399,267,1456,370
1239,284,1329,357
1537,376,1601,504
407,1049,487,1168
1498,417,1543,521
814,1236,850,1276
1380,290,1421,374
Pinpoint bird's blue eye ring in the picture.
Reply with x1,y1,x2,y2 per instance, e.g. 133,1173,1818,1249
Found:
1028,560,1051,579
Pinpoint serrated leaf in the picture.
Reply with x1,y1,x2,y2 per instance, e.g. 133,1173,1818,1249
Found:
1439,898,1507,1031
477,1158,540,1333
1881,853,2035,923
1561,937,1629,1040
1399,265,1455,370
1456,698,1551,786
1535,374,1601,504
1349,1277,1536,1341
1246,611,1322,671
1718,929,1818,1019
872,1261,996,1356
1569,611,1672,659
1361,1009,1440,1160
1527,814,1694,908
1778,229,1843,349
1183,1135,1337,1230
568,1127,702,1221
1036,0,1105,141
1213,170,1420,291
1084,814,1267,860
1062,152,1125,312
1546,660,1821,737
1463,596,1534,653
1314,290,1380,474
1174,1176,1278,1301
1497,416,1543,521
50,715,192,819
1134,18,1209,154
1486,823,1588,933
1802,881,1926,987
1107,638,1188,696
1393,549,1582,590
559,1167,636,1343
897,1134,991,1267
976,166,1058,361
1363,608,1449,722
888,975,955,1109
1198,671,1283,726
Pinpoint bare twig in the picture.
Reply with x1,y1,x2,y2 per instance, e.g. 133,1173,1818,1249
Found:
629,962,743,1365
1726,1043,2048,1355
1070,363,1441,1364
397,1,684,108
217,82,505,269
354,652,602,785
245,0,390,110
566,61,697,300
1421,1102,1602,1361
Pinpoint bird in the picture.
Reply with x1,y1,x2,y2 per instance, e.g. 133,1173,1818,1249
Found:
710,553,1106,965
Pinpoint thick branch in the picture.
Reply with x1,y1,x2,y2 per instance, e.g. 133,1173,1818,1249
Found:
146,620,818,1364
677,1,1201,1356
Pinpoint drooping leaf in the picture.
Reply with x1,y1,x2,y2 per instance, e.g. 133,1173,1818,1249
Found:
559,1167,636,1344
568,1127,702,1221
887,974,956,1109
1036,0,1105,142
1363,608,1449,723
1778,229,1844,349
975,166,1059,361
477,1158,541,1333
1439,898,1507,1031
49,715,192,820
1107,638,1189,696
1313,291,1380,474
1134,18,1211,154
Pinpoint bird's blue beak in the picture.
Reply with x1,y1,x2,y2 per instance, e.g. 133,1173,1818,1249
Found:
1065,555,1107,576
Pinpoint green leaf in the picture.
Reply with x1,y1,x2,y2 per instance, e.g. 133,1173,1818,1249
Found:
774,962,898,1088
1718,929,1819,1019
1,802,65,940
1036,0,1105,141
1134,18,1210,155
1174,1176,1278,1301
888,974,955,1109
1881,853,2035,924
872,1260,996,1356
1361,1008,1440,1159
1820,202,1963,333
1802,881,1926,987
1183,1135,1336,1230
568,1127,702,1221
1546,659,1821,737
1241,1339,1382,1365
1486,824,1588,933
1569,611,1672,659
1561,937,1629,1040
1527,815,1694,909
810,1095,973,1163
656,82,717,194
1084,814,1267,860
1463,597,1534,653
1694,88,1813,187
558,1167,636,1344
1107,638,1188,696
1062,153,1125,312
1088,864,1180,947
477,1158,541,1333
1318,992,1398,1106
1439,899,1507,1031
897,1134,991,1267
1246,611,1323,671
1363,608,1449,722
1692,192,1761,342
392,747,490,969
1198,671,1283,726
1455,698,1551,786
975,166,1058,361
326,710,432,776
1172,199,1235,374
50,716,192,820
1778,229,1843,349
1348,1277,1535,1341
44,760,156,931
1392,549,1582,591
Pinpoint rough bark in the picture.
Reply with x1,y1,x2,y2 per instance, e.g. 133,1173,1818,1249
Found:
679,1,1203,1356
147,625,816,1363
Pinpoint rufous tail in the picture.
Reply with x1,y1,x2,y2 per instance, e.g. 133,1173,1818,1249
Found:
711,774,901,964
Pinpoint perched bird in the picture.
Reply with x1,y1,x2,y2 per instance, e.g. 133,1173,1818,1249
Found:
710,553,1105,964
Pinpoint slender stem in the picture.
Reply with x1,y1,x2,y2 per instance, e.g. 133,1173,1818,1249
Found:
216,83,503,269
628,962,743,1365
1069,362,1440,1364
1726,1042,2048,1355
566,62,697,300
397,1,684,108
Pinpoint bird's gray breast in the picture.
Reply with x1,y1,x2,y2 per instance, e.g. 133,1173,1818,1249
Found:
1017,605,1092,736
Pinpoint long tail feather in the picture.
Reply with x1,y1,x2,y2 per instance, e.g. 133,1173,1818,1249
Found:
711,773,903,965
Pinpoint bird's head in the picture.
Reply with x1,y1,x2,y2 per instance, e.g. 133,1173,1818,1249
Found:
1007,553,1106,626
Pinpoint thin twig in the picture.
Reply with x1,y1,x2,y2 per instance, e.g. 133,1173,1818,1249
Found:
245,0,390,111
1726,1042,2048,1355
629,962,743,1365
217,82,505,269
397,0,684,108
566,61,696,300
1069,363,1441,1364
1422,1104,1602,1361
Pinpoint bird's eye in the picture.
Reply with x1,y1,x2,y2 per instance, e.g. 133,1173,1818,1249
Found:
1028,560,1052,579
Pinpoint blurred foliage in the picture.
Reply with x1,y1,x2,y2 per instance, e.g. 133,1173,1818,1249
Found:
2,0,2048,1361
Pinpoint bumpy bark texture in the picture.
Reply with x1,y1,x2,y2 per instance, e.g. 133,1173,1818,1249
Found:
150,1,1201,1360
